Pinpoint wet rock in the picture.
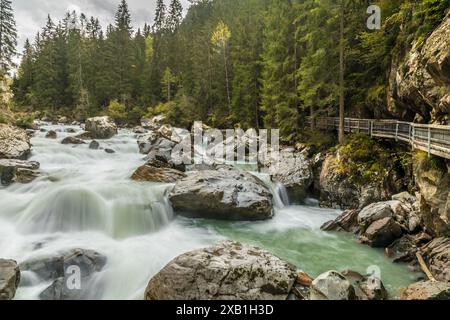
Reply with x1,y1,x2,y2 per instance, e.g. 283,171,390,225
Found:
145,241,297,300
0,124,32,160
310,271,356,300
420,237,450,282
20,249,107,282
361,217,403,248
341,270,388,300
141,115,166,130
104,148,115,154
132,126,147,134
0,259,20,300
85,116,118,139
45,130,57,139
89,141,100,150
65,128,76,133
21,249,106,300
0,159,40,186
131,164,186,183
169,168,273,221
74,132,93,140
61,137,85,145
386,233,432,263
321,209,360,233
401,281,450,300
137,131,160,154
57,116,68,124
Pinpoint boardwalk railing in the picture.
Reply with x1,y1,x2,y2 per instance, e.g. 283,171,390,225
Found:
307,117,450,160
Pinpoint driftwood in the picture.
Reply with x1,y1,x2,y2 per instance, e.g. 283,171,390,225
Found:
415,252,436,282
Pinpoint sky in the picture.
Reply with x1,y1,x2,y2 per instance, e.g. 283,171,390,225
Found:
12,0,190,54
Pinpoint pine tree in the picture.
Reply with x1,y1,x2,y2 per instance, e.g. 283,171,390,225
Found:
153,0,167,33
0,0,17,78
260,0,299,140
167,0,183,32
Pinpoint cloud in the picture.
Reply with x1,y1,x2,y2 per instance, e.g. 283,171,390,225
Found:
12,0,190,53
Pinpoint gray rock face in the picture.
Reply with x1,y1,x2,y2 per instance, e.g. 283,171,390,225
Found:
0,124,31,160
264,152,313,202
0,159,40,186
310,271,356,300
85,116,118,139
20,249,107,300
145,241,297,300
402,281,450,300
413,155,449,237
388,12,450,123
420,237,450,282
169,168,273,221
0,259,20,300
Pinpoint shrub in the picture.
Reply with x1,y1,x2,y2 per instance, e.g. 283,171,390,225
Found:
107,100,127,125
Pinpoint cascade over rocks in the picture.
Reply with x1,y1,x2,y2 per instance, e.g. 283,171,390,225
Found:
85,116,118,139
169,167,273,221
20,249,107,300
0,124,32,160
0,259,20,300
145,241,297,300
263,150,313,202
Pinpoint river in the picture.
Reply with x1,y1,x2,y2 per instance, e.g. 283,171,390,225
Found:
0,124,418,299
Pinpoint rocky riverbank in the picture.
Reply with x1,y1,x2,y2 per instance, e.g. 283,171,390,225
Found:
1,115,449,300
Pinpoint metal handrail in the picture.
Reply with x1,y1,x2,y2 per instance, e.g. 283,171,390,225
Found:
307,117,450,160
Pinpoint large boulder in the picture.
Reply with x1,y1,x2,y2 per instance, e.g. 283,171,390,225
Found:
145,241,297,300
45,130,57,139
20,249,107,300
310,271,356,300
131,164,186,183
85,116,118,139
263,151,313,202
169,167,273,221
401,281,450,300
0,259,20,300
0,124,31,160
321,209,360,233
0,159,40,186
341,270,388,301
361,217,403,248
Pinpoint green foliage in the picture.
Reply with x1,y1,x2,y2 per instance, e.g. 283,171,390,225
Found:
107,99,127,124
10,0,449,134
335,133,411,184
14,112,35,129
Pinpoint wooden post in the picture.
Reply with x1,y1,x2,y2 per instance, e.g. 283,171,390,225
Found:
428,127,432,158
395,123,399,141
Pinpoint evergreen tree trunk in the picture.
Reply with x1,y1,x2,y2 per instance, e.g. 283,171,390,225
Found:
338,1,345,144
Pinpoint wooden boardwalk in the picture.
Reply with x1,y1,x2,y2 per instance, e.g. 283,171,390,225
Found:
310,117,450,160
